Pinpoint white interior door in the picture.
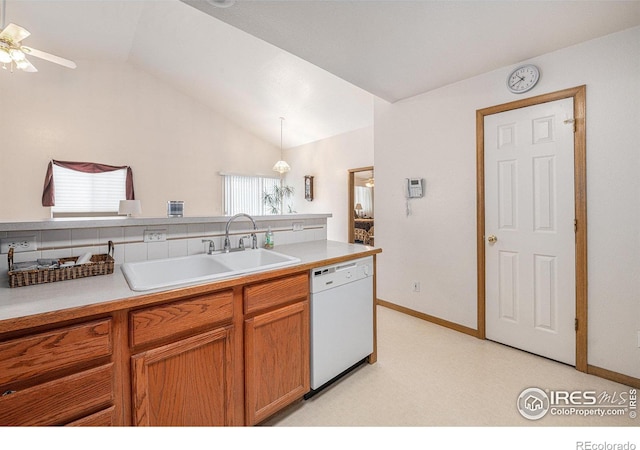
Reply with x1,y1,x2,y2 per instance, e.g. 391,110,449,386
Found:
484,98,576,365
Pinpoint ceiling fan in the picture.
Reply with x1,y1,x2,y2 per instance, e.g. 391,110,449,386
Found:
0,0,76,72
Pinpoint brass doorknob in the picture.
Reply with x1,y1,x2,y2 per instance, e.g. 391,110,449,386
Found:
487,235,498,244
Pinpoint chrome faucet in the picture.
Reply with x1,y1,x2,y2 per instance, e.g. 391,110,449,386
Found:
224,213,258,253
202,239,215,254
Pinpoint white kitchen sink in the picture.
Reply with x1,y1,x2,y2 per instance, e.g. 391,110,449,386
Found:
211,248,300,271
122,249,301,291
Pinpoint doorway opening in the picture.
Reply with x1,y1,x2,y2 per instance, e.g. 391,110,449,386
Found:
476,86,587,372
348,167,374,245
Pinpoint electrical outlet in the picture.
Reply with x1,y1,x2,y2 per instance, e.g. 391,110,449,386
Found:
1,235,37,254
143,230,167,243
292,222,304,232
413,281,421,292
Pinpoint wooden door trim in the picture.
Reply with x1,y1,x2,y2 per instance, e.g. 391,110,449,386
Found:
348,166,374,243
476,85,587,372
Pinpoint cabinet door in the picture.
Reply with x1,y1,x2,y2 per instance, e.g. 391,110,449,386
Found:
131,326,235,426
245,301,310,425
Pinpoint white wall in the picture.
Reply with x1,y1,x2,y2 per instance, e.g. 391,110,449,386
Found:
0,60,280,220
284,126,374,241
375,26,640,379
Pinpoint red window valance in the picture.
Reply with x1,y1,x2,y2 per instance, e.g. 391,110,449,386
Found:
42,160,135,207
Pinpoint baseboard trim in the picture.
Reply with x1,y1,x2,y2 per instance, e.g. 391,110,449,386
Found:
376,299,640,389
588,365,640,389
377,298,479,338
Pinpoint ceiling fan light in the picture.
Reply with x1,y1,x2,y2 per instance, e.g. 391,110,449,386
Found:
0,49,11,64
272,160,291,174
15,59,28,70
9,48,24,61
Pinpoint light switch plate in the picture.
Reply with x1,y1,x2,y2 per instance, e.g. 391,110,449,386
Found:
1,235,37,254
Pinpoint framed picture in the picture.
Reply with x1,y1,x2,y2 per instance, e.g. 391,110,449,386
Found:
304,175,314,201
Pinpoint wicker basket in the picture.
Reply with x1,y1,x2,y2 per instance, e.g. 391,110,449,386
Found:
7,241,115,288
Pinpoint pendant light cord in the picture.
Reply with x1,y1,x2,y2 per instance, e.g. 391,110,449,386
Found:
1,0,6,30
280,117,285,159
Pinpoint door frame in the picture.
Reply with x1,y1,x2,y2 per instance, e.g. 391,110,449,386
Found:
476,85,587,372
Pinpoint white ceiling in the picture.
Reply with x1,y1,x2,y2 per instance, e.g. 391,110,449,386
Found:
3,0,640,148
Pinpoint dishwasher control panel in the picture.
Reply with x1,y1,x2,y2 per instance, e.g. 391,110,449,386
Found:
310,256,373,293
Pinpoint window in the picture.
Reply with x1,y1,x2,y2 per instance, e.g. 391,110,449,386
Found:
355,186,373,217
42,160,135,216
223,174,281,216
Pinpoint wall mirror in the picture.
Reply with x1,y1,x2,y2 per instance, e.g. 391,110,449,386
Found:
348,167,374,245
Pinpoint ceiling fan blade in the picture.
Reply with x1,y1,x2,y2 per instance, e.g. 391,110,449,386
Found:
21,46,76,69
19,57,37,72
0,23,31,43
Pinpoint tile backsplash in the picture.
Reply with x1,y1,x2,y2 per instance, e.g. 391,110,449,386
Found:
0,216,328,283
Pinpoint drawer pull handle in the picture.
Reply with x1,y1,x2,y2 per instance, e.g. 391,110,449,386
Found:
1,390,16,396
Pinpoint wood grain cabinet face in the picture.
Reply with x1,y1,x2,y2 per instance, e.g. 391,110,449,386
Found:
244,273,308,315
0,319,115,426
66,406,116,426
130,290,233,348
0,363,114,426
0,319,112,386
244,275,310,426
131,326,235,426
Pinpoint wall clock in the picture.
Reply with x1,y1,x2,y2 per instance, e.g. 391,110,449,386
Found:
304,175,314,201
506,64,540,94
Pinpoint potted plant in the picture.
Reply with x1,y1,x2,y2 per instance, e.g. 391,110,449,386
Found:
263,184,295,215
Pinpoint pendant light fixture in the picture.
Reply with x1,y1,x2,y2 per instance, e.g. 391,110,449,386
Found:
272,117,291,174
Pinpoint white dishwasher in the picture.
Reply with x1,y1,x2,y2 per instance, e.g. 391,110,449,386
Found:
308,256,374,396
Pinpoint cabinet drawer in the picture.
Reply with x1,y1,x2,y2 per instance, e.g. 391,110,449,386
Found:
244,273,309,315
0,363,114,426
66,405,116,426
130,290,234,348
0,319,112,386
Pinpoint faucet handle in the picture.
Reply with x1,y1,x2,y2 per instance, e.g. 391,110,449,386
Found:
239,235,250,250
202,239,215,254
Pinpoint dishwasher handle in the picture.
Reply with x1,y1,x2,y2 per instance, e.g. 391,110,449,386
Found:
335,262,357,272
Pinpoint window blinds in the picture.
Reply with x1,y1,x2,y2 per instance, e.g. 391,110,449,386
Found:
51,164,128,213
223,174,280,216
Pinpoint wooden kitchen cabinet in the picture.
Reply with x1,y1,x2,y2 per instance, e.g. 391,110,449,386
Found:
129,289,239,426
0,319,116,426
131,326,235,426
0,249,377,427
129,275,310,426
244,274,310,425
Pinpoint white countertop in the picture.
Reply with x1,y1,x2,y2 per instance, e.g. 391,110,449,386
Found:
0,213,331,232
0,240,379,326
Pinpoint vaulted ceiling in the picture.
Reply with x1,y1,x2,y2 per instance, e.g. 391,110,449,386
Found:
4,0,640,148
188,0,640,102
